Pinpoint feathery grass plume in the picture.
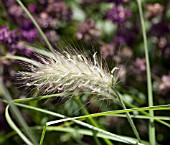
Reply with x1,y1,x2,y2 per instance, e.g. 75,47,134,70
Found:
17,47,119,100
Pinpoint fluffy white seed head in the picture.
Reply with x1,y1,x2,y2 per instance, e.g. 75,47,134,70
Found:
18,49,119,99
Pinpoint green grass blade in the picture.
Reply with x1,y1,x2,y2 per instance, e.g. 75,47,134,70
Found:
114,90,141,142
136,0,155,144
38,126,147,145
14,102,170,121
43,127,149,145
39,125,47,145
0,81,38,145
13,93,66,103
15,0,55,54
46,118,143,145
13,103,144,144
13,103,170,144
5,105,33,145
107,114,170,121
74,96,113,145
124,100,170,128
1,55,39,67
41,105,170,123
25,45,53,57
10,94,170,128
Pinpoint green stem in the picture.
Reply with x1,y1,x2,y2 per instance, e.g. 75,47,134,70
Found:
114,90,141,143
74,96,102,145
15,0,55,54
10,95,170,128
1,55,39,67
39,125,47,145
136,0,155,144
1,97,169,124
0,81,38,145
124,101,170,128
74,96,113,145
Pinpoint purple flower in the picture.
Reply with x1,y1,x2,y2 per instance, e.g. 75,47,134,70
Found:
47,1,72,21
158,75,170,98
0,26,21,44
149,22,170,51
37,12,57,29
0,26,10,42
76,20,100,41
114,27,137,45
20,20,38,42
3,0,15,7
0,26,37,56
22,29,38,43
100,44,115,59
149,22,169,37
21,20,35,30
13,29,23,40
10,42,35,57
27,3,37,13
8,4,23,18
133,58,146,75
45,30,59,43
107,6,131,24
145,3,164,19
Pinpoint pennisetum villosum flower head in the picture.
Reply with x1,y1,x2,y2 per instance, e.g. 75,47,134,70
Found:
17,47,119,99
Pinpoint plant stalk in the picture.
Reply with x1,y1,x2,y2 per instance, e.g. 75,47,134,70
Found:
74,96,113,145
113,90,141,143
136,0,155,144
0,81,38,145
15,0,55,54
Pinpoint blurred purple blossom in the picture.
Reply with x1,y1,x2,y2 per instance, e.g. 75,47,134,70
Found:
37,12,57,29
21,20,35,30
114,27,137,45
158,75,170,98
0,26,36,57
46,1,72,21
149,22,170,57
21,29,38,43
8,4,24,19
100,43,115,59
0,25,38,44
2,0,15,7
133,58,146,74
10,42,35,57
9,29,22,44
45,30,59,43
27,3,37,13
145,3,164,19
76,20,100,41
149,22,169,37
107,6,131,24
20,21,38,42
0,26,21,44
0,26,9,42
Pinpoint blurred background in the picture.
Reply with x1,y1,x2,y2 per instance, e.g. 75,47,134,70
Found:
0,0,170,144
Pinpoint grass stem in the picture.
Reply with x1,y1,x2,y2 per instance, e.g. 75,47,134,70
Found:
136,0,155,144
0,81,38,145
113,90,141,143
15,0,55,54
74,96,113,145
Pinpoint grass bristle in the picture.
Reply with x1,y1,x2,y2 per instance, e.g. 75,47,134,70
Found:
17,48,119,99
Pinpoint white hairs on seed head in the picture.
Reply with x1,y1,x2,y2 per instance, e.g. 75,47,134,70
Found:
17,48,119,99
